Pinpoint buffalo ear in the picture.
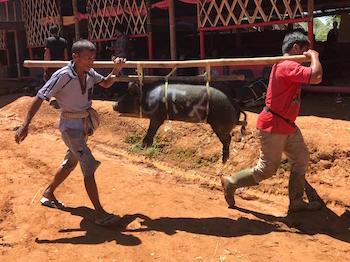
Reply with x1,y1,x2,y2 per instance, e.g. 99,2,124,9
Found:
127,82,141,97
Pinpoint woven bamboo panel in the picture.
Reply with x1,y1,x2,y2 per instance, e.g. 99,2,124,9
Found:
87,0,148,41
21,0,61,47
198,0,307,28
0,30,6,49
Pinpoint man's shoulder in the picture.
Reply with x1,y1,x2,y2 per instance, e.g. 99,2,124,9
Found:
59,37,67,43
277,60,301,71
51,66,72,79
46,36,56,43
279,60,299,66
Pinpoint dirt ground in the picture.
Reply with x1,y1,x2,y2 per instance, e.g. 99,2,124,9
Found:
0,92,350,262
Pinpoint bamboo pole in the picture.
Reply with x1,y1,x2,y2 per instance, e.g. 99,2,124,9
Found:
23,55,310,69
168,0,177,60
112,74,245,82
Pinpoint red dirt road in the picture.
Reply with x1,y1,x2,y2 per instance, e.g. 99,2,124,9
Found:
0,94,349,261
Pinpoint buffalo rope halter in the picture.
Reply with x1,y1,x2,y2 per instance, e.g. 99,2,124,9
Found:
164,67,177,120
204,63,211,123
137,63,143,118
163,66,211,123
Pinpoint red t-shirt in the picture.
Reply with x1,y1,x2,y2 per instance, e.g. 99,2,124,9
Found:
256,60,312,134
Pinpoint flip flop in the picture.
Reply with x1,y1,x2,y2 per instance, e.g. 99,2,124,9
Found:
40,197,65,209
94,214,121,227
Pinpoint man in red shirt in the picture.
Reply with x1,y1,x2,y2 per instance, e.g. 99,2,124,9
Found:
221,31,323,213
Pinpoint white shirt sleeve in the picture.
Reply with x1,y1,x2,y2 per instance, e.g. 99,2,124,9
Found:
91,69,105,85
37,73,71,101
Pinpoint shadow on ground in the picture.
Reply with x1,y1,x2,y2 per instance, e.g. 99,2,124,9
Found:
35,206,141,246
235,182,350,244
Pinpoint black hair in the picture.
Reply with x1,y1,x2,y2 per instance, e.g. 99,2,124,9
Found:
282,31,310,54
49,24,59,35
72,39,96,54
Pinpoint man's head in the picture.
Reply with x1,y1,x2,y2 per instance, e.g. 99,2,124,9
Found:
49,24,59,36
282,31,310,55
72,40,96,73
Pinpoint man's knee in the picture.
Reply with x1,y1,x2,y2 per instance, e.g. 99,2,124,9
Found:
80,157,101,178
61,158,78,172
252,161,280,182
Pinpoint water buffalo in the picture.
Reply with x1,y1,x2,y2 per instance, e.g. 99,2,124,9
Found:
113,82,247,163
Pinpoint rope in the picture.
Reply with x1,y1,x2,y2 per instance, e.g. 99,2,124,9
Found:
137,62,143,118
164,67,177,120
204,63,211,123
164,79,169,120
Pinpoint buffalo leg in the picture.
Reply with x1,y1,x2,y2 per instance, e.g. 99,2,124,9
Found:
210,125,232,163
142,118,164,147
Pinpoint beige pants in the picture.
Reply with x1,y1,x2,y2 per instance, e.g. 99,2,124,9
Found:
252,128,309,183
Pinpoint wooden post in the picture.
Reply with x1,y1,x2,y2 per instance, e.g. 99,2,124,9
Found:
14,30,21,78
200,30,205,59
146,0,153,60
72,0,80,41
28,48,33,60
308,0,314,49
5,1,9,21
13,1,17,21
168,0,177,60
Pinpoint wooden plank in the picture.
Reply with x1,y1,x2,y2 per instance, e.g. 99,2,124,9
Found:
23,55,310,69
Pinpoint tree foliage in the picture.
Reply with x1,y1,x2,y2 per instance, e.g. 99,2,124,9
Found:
314,15,341,42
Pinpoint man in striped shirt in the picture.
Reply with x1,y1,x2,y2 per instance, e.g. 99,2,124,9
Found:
15,40,125,226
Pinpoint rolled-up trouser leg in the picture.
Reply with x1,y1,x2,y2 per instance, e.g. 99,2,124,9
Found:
61,129,100,177
221,130,286,207
252,130,287,182
284,128,308,202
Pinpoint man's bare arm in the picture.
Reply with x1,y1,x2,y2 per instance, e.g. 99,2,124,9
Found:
15,97,44,144
99,57,126,89
304,50,323,84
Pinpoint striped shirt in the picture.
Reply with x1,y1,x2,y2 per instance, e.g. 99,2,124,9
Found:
37,61,105,132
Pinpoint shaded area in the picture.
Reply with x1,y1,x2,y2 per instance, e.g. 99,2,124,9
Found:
124,214,285,238
235,182,350,244
0,93,28,109
35,206,141,246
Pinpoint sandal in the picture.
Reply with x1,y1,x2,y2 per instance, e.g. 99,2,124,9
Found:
40,197,65,209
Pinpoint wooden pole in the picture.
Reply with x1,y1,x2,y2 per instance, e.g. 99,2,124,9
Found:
72,0,80,41
5,2,9,21
307,0,314,49
13,1,17,21
168,0,177,60
112,74,245,82
14,31,21,78
28,48,33,60
23,55,311,69
146,0,153,60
